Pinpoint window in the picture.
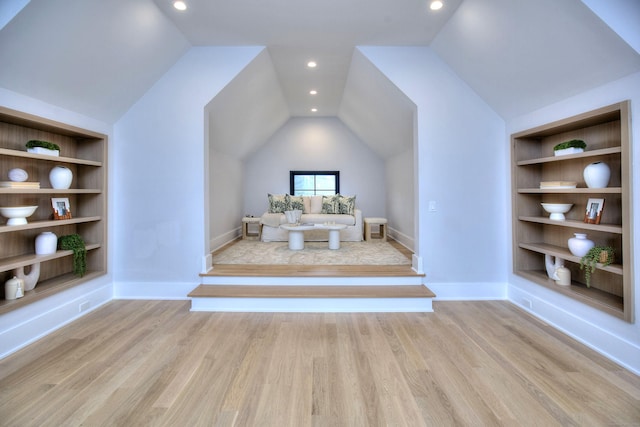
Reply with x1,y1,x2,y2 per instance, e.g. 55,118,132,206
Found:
290,171,340,196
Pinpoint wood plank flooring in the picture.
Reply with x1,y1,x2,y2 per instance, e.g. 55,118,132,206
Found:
1,300,638,426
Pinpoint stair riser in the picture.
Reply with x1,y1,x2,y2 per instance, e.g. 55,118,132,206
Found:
190,297,433,312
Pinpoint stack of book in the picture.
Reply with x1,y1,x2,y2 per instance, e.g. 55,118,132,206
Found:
539,181,577,189
0,181,40,189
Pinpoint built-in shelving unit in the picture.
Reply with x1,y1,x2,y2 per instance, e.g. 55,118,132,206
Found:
0,107,107,314
511,101,633,322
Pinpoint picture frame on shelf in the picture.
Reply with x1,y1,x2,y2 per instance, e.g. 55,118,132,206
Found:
51,197,72,220
584,198,604,224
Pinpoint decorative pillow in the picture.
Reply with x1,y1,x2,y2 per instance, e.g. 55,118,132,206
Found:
321,194,341,214
310,196,323,214
268,193,290,213
338,195,356,215
289,195,305,212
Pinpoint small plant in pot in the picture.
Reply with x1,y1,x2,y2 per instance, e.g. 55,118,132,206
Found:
26,140,60,156
58,234,87,277
553,139,586,156
579,246,614,287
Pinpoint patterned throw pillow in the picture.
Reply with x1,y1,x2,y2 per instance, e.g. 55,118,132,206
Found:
321,194,340,214
268,194,290,213
338,195,356,215
289,195,305,212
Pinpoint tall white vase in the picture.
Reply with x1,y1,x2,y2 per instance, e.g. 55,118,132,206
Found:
568,233,594,257
49,165,73,189
583,162,610,188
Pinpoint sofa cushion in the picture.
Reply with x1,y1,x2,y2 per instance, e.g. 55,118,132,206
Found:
289,195,305,212
301,213,355,226
310,196,323,214
268,194,289,213
338,195,356,215
302,196,312,213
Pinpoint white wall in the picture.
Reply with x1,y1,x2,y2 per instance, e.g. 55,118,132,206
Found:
506,71,640,375
361,47,508,293
209,148,244,251
243,117,386,218
112,46,262,298
385,147,414,248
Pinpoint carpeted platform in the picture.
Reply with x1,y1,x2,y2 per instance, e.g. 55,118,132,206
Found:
214,240,411,265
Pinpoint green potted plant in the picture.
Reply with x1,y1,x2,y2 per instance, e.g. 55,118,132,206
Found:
579,246,614,287
26,140,60,156
553,139,586,156
58,234,87,277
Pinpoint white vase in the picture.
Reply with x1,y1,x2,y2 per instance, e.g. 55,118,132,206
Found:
583,162,610,188
49,166,72,189
35,231,57,255
568,233,594,257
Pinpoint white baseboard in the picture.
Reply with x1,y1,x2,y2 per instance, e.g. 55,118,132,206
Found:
388,226,414,251
508,285,640,376
113,281,199,300
0,279,112,359
429,281,508,300
210,228,240,252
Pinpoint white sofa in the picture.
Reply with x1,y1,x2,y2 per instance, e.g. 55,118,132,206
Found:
260,194,363,242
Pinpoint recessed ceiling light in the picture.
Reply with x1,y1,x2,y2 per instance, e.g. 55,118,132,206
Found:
311,108,318,112
309,90,317,95
307,61,317,68
430,0,443,10
173,1,187,11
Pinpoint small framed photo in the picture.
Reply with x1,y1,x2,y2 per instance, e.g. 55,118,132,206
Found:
51,197,72,220
584,198,604,224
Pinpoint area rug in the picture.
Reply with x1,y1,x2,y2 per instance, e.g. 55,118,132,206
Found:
214,241,411,265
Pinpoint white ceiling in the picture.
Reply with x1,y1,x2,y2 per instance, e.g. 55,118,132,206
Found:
1,0,639,159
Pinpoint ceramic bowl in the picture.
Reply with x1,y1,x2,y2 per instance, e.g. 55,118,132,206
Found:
0,206,38,225
541,203,573,221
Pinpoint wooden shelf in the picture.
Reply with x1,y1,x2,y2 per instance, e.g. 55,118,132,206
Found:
0,106,107,312
517,217,622,234
511,101,633,322
0,243,101,273
0,148,102,166
0,216,102,233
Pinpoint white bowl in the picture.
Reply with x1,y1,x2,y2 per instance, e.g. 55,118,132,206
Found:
0,206,38,225
541,203,573,221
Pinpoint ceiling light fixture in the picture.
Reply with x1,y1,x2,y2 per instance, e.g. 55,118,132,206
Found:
311,108,318,112
309,90,317,95
173,1,187,11
307,61,317,68
430,0,443,10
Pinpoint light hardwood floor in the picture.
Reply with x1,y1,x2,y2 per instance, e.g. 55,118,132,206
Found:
1,300,638,426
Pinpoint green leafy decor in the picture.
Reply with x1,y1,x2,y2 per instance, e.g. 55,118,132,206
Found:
26,140,60,151
58,234,87,277
553,139,586,151
579,246,614,287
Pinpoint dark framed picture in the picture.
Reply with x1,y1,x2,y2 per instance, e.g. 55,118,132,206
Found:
584,198,604,224
51,197,72,220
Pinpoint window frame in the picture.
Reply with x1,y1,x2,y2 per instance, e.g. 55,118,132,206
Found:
289,170,340,195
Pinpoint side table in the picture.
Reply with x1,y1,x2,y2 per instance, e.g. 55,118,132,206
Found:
242,216,262,240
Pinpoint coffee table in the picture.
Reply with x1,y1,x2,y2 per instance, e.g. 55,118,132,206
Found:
280,223,348,250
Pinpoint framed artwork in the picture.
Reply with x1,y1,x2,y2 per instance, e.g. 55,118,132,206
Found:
51,197,72,220
584,198,604,224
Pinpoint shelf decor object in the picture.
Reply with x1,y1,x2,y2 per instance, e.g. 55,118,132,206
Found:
568,233,595,257
511,101,633,322
0,106,107,314
553,139,586,156
583,161,610,188
49,165,73,189
51,197,72,220
0,205,38,225
35,231,57,255
25,139,60,156
541,203,573,221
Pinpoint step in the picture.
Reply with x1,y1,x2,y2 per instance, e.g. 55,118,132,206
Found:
188,284,435,313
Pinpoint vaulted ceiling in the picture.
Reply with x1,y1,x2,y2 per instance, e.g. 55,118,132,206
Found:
1,0,639,160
